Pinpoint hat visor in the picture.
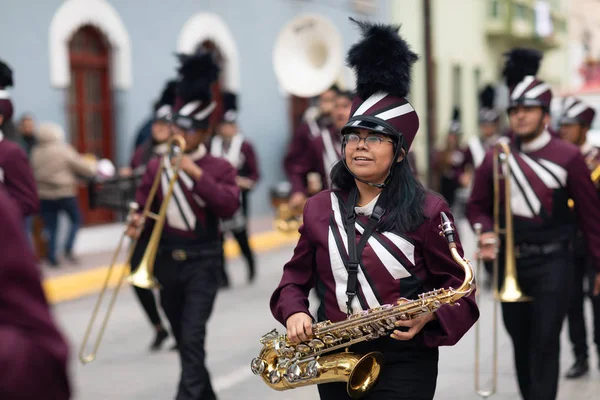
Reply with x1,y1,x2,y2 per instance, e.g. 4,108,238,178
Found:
559,117,580,126
341,117,400,139
508,98,547,110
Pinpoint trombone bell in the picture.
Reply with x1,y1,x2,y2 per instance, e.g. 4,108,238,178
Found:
127,262,159,289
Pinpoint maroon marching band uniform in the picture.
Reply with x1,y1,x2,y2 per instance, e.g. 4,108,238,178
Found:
466,64,600,398
271,190,478,344
271,20,478,399
209,134,259,185
0,188,70,399
0,127,39,218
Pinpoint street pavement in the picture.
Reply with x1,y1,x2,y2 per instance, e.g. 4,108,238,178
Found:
50,220,600,399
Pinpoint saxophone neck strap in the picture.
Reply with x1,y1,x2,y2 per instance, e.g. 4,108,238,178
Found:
344,187,385,317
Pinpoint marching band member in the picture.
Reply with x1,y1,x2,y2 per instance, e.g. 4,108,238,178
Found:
466,67,600,398
285,90,352,202
127,79,177,351
210,91,260,285
0,187,70,400
127,50,239,400
432,109,463,208
271,20,479,400
284,85,337,208
459,85,501,188
558,97,600,379
0,60,39,219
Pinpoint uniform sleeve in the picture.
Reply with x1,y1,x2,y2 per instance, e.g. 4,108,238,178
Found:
4,146,39,216
193,161,240,219
134,158,159,212
0,192,70,399
421,199,479,347
567,153,600,272
284,124,314,195
270,198,317,325
242,142,260,183
465,150,495,232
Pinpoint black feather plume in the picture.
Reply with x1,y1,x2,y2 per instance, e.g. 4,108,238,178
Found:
222,92,237,112
346,18,418,99
479,85,495,109
157,80,177,107
452,106,460,121
175,51,220,104
0,60,13,88
502,48,542,88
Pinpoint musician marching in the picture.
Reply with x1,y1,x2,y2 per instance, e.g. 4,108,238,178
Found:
210,91,260,286
271,20,479,400
284,85,338,208
127,50,240,400
558,97,600,379
126,79,177,351
466,53,600,400
0,59,39,220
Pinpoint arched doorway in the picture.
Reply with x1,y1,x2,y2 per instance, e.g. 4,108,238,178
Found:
68,25,114,225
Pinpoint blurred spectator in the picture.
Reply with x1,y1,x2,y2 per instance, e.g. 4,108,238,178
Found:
0,186,71,399
30,122,98,267
432,131,464,208
18,113,37,156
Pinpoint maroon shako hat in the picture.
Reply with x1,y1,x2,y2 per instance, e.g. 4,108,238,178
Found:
0,60,14,121
479,84,499,123
560,96,596,127
172,50,220,131
501,47,552,111
341,19,419,153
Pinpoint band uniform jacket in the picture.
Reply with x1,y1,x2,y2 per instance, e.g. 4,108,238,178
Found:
286,127,342,195
271,190,479,347
209,133,260,231
462,135,500,172
135,144,240,245
466,131,600,272
0,188,70,399
0,131,39,217
572,141,600,257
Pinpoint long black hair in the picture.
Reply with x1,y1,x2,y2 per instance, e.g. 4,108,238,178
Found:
330,157,427,233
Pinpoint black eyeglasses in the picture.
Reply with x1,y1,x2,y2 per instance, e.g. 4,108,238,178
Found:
343,133,394,150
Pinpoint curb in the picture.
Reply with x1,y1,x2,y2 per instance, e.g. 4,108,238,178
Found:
43,230,299,304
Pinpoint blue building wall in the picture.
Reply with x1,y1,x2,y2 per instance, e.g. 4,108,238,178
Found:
0,0,390,217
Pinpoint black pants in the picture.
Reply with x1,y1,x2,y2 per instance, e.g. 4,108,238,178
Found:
154,249,220,400
500,250,570,400
567,253,600,361
317,339,439,400
130,240,163,327
222,190,255,284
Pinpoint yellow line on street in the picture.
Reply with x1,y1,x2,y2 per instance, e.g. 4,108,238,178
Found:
43,230,299,304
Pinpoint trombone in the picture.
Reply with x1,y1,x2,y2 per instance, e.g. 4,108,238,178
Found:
474,141,532,398
78,134,186,364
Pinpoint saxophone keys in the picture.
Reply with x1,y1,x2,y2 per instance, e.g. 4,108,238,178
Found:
322,334,336,345
268,369,282,384
296,344,311,354
305,360,319,379
250,357,266,375
309,338,325,349
285,363,302,382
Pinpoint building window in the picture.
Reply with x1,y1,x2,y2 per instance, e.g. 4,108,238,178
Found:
68,25,114,225
490,0,500,18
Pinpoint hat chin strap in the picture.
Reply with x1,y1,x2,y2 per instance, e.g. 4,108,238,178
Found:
342,139,404,189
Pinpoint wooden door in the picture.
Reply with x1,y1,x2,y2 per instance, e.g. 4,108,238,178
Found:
68,25,114,225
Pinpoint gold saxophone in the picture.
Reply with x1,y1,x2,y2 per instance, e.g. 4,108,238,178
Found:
251,212,475,399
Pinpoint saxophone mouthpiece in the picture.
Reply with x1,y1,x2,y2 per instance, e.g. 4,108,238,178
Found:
440,212,455,244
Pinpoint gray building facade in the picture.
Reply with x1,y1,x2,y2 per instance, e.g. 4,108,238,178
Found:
0,0,390,220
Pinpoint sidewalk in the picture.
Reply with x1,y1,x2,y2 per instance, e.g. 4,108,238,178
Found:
41,215,299,304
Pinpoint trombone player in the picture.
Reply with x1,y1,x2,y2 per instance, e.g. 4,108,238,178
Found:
126,50,240,400
466,66,600,398
558,97,600,379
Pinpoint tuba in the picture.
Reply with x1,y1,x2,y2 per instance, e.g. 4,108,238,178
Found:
473,140,532,398
78,134,186,364
251,213,475,399
273,14,343,98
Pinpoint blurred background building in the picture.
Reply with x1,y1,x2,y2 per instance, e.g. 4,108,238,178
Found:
0,0,574,230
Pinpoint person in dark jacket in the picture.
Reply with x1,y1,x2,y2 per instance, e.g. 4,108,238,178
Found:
0,187,71,400
271,20,479,400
